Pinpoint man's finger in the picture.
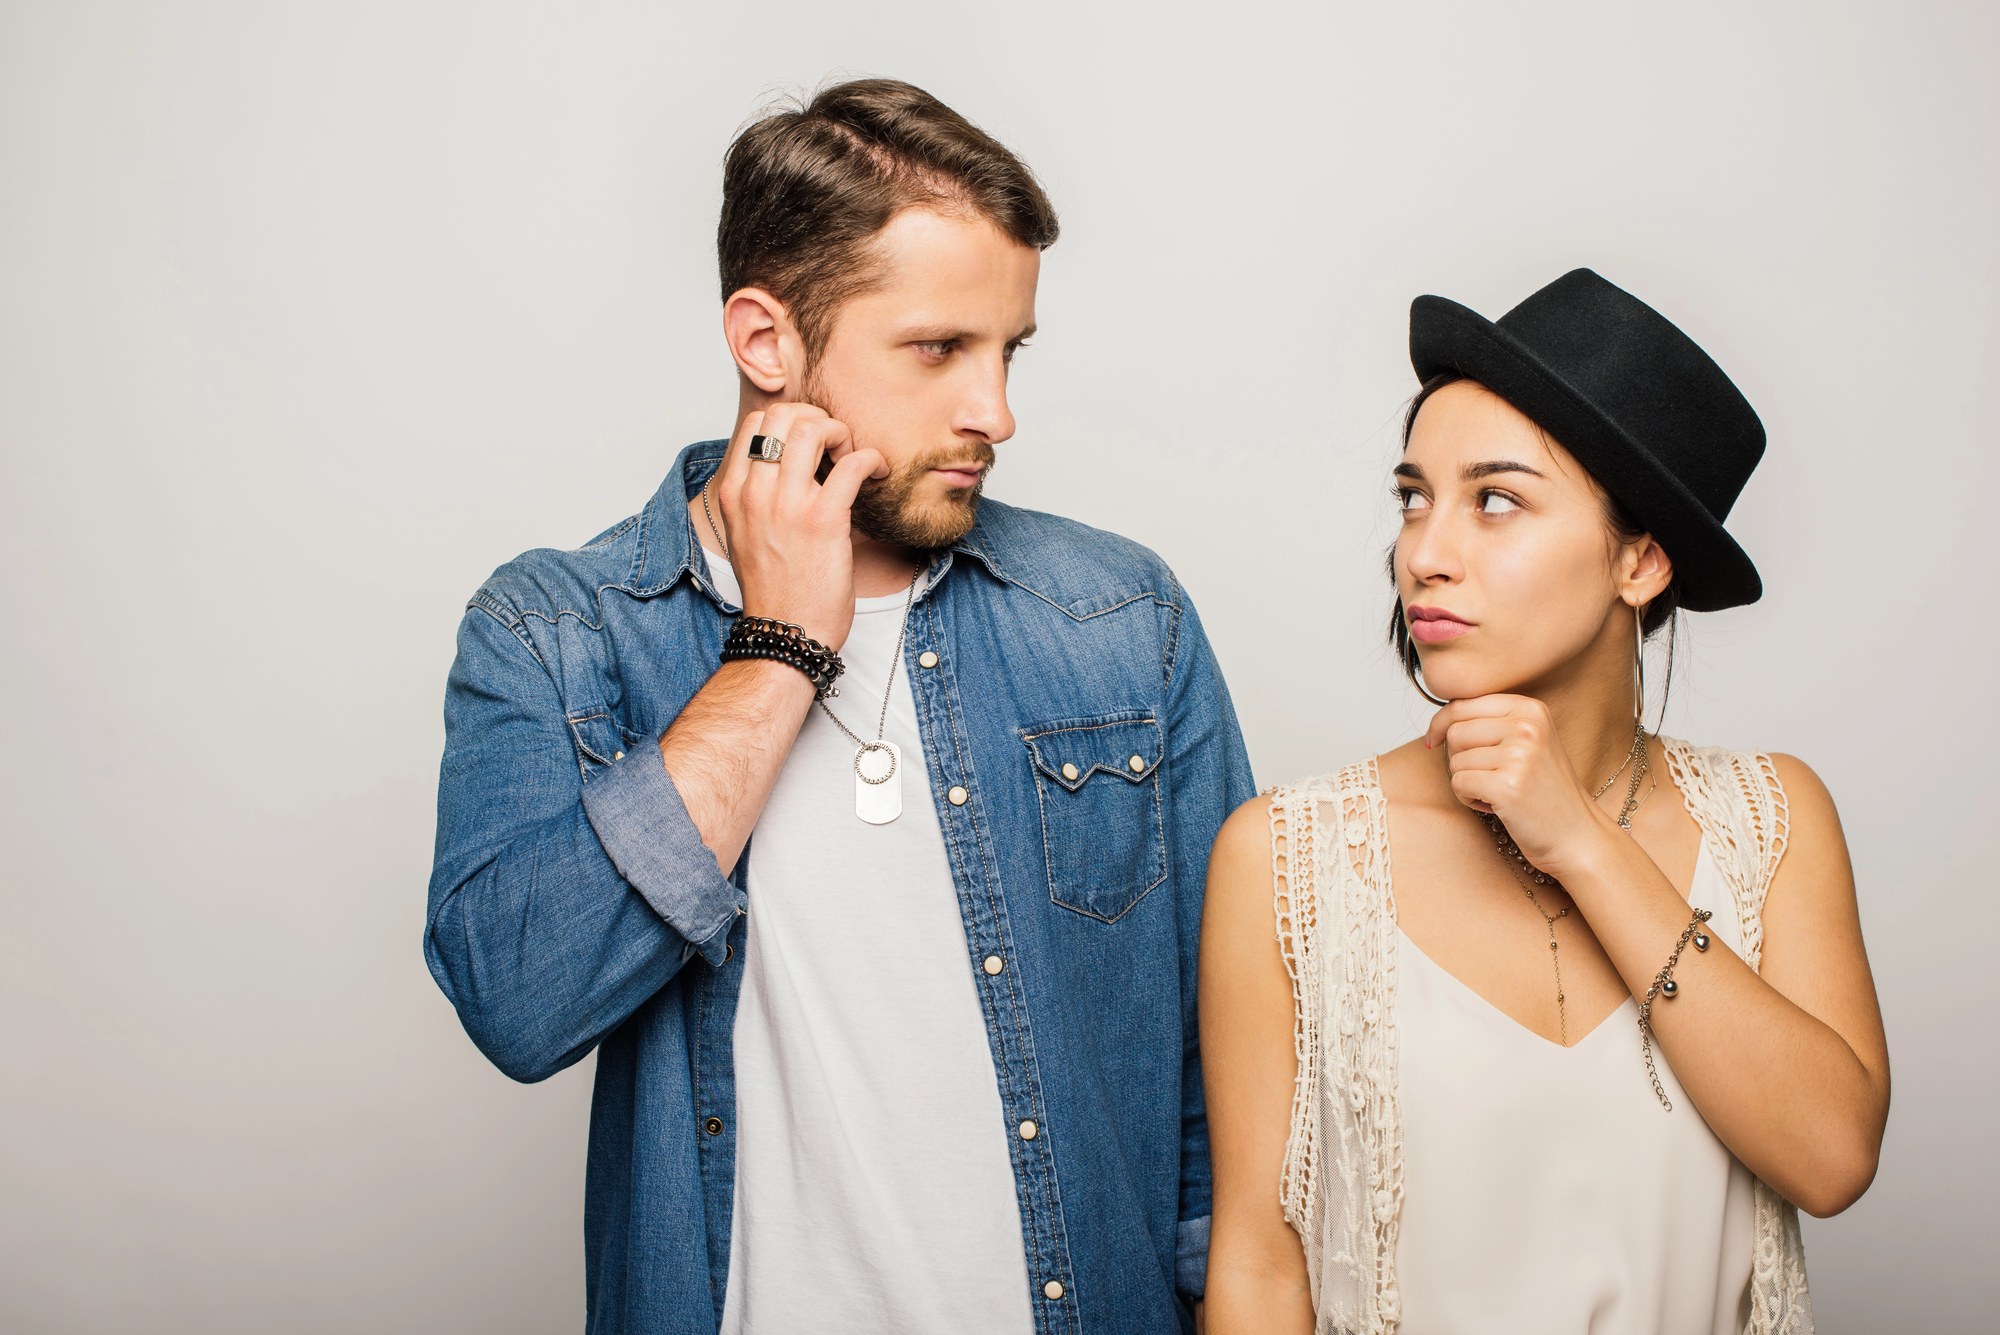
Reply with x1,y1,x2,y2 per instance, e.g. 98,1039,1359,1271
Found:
720,410,765,493
778,414,846,488
819,448,888,511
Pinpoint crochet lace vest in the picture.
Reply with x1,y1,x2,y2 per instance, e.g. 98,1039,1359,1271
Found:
1265,738,1814,1335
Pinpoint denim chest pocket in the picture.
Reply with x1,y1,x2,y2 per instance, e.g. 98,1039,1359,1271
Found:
1021,712,1167,923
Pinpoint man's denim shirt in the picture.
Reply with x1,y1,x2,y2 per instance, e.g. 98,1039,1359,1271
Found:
426,441,1255,1335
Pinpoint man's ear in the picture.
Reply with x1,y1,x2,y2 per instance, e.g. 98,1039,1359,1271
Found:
723,288,798,395
1621,534,1675,610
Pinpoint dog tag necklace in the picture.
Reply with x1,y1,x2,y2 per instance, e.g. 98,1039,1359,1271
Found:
815,561,924,825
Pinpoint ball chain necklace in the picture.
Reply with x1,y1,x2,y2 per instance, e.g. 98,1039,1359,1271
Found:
701,479,923,825
1478,720,1650,1046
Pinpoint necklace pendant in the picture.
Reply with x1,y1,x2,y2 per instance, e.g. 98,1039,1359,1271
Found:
854,741,902,825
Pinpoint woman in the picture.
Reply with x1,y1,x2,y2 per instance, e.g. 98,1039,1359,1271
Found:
1199,270,1888,1335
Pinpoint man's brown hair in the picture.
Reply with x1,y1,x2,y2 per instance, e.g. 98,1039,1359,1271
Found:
718,78,1059,362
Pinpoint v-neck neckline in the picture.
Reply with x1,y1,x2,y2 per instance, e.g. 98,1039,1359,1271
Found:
1391,839,1712,1051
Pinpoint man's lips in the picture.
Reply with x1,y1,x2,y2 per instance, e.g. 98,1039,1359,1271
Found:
1408,605,1475,644
932,464,987,488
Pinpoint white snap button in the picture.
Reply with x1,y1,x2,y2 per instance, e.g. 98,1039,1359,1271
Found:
1061,762,1079,781
1019,1119,1038,1140
983,955,1004,975
948,785,968,806
1128,754,1146,773
918,651,939,669
1043,1281,1064,1300
614,750,625,761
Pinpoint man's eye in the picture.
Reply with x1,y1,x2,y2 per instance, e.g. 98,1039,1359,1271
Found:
1398,489,1431,512
1480,491,1522,514
914,341,953,358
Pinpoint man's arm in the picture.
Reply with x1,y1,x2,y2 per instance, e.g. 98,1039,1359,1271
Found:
426,604,727,1083
425,406,885,1081
1162,582,1258,1304
655,404,886,876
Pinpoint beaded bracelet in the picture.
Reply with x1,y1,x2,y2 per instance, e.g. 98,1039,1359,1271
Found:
718,615,845,699
1638,906,1713,1111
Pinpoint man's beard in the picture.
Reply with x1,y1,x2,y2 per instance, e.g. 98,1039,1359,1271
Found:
848,440,996,549
802,376,995,550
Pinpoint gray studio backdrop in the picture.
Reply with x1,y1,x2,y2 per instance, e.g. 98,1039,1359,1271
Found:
2,2,1993,1331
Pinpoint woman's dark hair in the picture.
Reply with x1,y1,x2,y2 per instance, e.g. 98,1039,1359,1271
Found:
1389,371,1681,726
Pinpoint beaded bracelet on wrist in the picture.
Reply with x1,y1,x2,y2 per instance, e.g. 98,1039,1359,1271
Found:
718,615,844,698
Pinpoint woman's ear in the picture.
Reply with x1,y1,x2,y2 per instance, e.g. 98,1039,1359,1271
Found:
1621,534,1675,608
723,288,800,395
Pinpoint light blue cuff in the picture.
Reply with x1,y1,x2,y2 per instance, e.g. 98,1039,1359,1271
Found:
580,743,739,965
1176,1214,1211,1297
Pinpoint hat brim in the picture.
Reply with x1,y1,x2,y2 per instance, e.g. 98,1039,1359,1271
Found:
1410,295,1761,612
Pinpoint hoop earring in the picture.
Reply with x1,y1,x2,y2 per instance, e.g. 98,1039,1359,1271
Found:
1405,637,1450,707
1633,603,1648,730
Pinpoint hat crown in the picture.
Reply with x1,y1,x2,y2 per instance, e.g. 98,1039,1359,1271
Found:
1494,270,1764,524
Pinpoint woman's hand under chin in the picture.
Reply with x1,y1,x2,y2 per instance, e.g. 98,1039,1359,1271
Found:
1424,694,1626,880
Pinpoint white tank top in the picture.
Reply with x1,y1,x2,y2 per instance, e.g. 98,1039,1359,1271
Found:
1391,838,1755,1334
1263,744,1814,1335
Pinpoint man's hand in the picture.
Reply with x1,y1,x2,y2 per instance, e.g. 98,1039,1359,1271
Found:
711,403,887,650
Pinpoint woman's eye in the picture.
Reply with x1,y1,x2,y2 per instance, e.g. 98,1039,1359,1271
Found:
1479,491,1522,514
1398,489,1431,512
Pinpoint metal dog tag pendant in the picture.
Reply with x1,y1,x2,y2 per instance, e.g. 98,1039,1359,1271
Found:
854,741,902,825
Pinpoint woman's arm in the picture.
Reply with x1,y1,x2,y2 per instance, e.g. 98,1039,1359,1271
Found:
1434,700,1890,1216
1199,797,1316,1335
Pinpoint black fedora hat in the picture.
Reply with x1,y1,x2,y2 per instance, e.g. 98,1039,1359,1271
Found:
1409,268,1764,612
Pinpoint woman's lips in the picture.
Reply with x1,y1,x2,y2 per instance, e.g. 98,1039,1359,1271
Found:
1408,606,1475,643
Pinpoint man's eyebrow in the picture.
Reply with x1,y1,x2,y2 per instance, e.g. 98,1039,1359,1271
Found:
896,324,970,342
1463,460,1547,481
893,323,1038,343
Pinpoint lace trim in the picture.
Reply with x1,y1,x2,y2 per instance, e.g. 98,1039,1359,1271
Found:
1273,742,1812,1334
1269,761,1402,1334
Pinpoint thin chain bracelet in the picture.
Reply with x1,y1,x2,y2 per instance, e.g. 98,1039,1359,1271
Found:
1638,906,1715,1111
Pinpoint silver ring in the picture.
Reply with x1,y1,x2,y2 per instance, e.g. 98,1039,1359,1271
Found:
854,741,897,785
748,434,785,463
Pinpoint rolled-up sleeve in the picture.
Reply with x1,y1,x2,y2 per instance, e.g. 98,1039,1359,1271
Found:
581,745,739,964
1176,1214,1212,1297
425,601,732,1082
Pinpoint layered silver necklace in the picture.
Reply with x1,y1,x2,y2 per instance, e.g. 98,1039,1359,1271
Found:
814,563,924,825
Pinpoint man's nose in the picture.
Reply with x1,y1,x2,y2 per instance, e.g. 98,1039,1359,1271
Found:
957,356,1016,445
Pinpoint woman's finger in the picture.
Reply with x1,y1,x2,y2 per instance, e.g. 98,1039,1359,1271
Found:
1423,693,1526,749
1442,717,1514,755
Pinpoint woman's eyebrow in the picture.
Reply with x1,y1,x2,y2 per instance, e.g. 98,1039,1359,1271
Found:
1392,463,1426,481
1463,460,1547,480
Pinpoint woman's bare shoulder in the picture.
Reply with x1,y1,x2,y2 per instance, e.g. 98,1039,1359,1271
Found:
1374,736,1444,805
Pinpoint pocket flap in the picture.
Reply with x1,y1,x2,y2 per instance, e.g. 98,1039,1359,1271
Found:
1021,713,1162,792
567,708,636,768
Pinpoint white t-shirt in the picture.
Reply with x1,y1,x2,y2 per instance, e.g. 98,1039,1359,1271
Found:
703,550,1034,1335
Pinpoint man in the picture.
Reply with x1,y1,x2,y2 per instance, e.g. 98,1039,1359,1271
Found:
425,78,1253,1335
